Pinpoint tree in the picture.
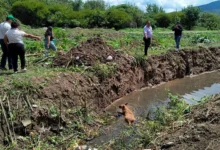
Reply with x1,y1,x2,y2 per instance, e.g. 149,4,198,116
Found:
168,11,187,28
88,10,107,27
182,5,201,30
72,0,83,11
146,4,165,14
84,0,106,10
12,0,49,26
155,13,171,28
106,9,132,30
198,12,220,30
113,4,145,27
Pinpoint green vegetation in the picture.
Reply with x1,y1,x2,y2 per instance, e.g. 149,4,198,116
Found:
0,0,220,149
1,0,220,30
99,93,209,149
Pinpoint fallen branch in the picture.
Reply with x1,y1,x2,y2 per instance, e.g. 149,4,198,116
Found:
0,95,14,143
7,97,17,143
205,139,216,150
26,53,41,57
24,95,33,112
34,56,55,64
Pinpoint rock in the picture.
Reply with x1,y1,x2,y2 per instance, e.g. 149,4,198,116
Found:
21,119,32,127
161,141,175,149
75,145,88,150
32,104,38,108
106,55,113,61
75,56,80,60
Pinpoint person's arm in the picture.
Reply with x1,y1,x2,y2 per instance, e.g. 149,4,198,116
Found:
179,25,183,31
4,35,9,48
47,36,51,48
144,27,148,39
24,33,41,40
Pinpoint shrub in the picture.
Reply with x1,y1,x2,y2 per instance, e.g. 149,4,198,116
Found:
12,0,49,26
93,62,117,82
155,13,171,28
106,9,132,30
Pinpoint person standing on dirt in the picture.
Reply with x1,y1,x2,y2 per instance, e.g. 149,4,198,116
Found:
143,21,153,56
4,22,41,73
172,22,183,50
44,26,57,57
0,14,14,70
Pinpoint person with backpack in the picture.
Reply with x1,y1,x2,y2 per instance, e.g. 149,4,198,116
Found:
0,14,14,70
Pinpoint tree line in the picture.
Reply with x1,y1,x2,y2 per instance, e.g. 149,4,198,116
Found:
1,0,220,30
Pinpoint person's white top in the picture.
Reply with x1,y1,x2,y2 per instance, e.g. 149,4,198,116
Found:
0,22,11,39
143,25,153,38
5,29,26,44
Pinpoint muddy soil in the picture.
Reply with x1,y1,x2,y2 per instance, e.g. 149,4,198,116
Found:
156,95,220,150
52,38,121,66
48,38,220,110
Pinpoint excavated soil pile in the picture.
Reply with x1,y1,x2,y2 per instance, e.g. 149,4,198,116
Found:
157,95,220,150
44,45,220,110
52,38,120,66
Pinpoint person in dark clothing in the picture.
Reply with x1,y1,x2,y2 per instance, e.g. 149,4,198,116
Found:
172,22,183,50
0,14,14,70
44,26,57,57
4,22,41,73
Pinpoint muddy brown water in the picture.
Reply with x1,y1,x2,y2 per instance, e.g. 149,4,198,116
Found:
89,70,220,146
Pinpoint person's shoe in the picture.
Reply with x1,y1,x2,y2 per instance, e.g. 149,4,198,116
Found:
21,68,27,72
14,71,18,74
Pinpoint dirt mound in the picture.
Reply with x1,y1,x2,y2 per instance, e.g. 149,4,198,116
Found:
157,95,220,150
52,38,119,67
44,47,220,110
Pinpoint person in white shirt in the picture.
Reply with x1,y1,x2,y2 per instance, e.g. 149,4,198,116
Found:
0,14,14,70
4,22,41,73
143,21,153,56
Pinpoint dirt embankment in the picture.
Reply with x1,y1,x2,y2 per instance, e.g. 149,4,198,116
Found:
156,95,220,150
42,38,220,110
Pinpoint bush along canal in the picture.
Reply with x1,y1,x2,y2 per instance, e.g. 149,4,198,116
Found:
0,38,220,149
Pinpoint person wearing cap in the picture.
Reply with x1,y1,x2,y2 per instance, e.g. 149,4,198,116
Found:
172,22,183,50
143,20,153,56
44,26,57,57
4,22,41,73
0,14,14,70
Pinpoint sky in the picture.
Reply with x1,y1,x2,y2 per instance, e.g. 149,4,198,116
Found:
104,0,217,12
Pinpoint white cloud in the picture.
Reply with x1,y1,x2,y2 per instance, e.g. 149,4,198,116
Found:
103,0,217,12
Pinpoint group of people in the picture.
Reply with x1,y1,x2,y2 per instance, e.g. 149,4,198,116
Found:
0,14,57,73
143,20,183,56
0,15,182,73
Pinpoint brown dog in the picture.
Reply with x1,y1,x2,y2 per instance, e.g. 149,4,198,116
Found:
119,103,136,125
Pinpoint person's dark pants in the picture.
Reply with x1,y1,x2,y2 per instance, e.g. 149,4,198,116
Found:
8,43,25,72
175,35,181,49
143,37,151,56
0,39,13,69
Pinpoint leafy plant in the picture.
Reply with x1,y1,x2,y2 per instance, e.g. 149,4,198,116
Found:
93,62,117,81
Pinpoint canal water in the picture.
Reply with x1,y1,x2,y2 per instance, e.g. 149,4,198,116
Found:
90,70,220,146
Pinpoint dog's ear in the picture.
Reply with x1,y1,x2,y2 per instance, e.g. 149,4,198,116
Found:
125,103,128,105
